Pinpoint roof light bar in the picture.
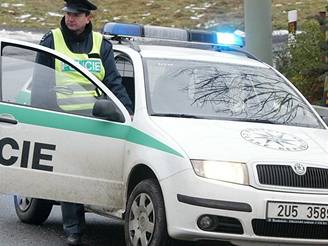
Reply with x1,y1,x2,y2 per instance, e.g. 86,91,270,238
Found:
188,30,217,44
102,22,244,47
216,32,244,47
102,22,143,37
144,25,188,41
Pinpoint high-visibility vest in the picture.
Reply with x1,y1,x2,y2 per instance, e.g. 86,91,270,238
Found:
52,28,105,112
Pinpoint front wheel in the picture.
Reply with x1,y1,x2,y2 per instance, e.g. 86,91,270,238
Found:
14,196,53,225
124,178,171,246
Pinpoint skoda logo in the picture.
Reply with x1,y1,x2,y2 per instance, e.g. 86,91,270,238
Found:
293,163,306,176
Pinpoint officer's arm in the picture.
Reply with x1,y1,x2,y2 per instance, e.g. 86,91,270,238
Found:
100,39,133,115
37,31,55,67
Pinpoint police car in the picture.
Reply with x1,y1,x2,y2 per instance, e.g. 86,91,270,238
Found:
0,22,328,246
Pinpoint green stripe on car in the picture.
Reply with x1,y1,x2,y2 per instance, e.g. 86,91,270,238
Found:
0,103,183,157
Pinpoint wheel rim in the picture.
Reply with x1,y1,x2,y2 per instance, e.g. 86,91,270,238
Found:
16,196,32,212
128,193,155,246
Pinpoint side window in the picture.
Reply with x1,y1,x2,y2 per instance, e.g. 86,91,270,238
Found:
1,43,123,120
1,45,35,106
115,54,135,113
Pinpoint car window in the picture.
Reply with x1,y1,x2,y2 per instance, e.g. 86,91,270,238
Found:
115,54,135,112
144,58,323,129
1,43,123,120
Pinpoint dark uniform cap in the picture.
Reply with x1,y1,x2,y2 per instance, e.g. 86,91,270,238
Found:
63,0,97,13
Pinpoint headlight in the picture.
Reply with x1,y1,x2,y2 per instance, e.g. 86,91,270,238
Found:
191,160,249,185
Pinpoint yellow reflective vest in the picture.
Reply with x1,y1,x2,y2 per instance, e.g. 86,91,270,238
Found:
52,28,105,112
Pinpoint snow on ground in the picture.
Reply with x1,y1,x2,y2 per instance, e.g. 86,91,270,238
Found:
0,29,43,43
47,12,62,17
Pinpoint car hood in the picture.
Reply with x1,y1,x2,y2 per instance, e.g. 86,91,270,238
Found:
151,117,328,163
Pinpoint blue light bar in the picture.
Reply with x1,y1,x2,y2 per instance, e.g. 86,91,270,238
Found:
216,32,244,47
101,22,244,48
102,22,144,37
188,30,217,44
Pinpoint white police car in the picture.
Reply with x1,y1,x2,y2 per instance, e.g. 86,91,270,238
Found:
0,23,328,246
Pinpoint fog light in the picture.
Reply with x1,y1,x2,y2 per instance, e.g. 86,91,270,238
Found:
197,215,217,231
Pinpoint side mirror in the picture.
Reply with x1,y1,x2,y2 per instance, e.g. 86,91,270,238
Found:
92,99,125,122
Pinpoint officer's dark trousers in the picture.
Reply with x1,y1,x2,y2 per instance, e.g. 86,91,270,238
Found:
61,202,85,235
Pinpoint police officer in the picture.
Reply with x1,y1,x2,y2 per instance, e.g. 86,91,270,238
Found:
34,0,133,115
35,0,133,245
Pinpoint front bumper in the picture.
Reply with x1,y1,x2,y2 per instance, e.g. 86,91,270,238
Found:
161,169,328,245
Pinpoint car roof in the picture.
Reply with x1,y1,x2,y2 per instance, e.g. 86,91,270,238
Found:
136,45,268,68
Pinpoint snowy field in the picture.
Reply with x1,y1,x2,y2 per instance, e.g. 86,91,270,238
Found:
0,29,43,43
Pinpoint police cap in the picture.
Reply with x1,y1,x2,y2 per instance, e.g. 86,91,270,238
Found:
63,0,97,14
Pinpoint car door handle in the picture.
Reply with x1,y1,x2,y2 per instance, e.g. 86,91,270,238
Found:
0,114,18,125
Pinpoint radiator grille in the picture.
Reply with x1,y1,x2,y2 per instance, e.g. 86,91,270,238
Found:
252,219,328,239
257,165,328,188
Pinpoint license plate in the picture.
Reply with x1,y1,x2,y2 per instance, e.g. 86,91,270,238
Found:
266,201,328,224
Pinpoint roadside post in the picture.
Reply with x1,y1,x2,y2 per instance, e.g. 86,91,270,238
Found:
244,0,273,66
288,10,297,44
319,11,328,106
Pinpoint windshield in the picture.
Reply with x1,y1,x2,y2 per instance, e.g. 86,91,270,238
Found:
144,58,323,129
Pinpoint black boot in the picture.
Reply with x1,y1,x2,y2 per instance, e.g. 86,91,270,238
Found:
66,233,82,245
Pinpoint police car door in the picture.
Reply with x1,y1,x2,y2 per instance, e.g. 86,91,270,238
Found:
0,39,131,208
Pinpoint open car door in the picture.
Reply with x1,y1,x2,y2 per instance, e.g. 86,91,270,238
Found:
0,38,131,208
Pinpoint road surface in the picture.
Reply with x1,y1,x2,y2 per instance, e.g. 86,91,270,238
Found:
0,194,232,246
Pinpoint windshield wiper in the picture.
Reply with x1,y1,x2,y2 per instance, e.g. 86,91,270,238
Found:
233,118,275,124
151,113,201,119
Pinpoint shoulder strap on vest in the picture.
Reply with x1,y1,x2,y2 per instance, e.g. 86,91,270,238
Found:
51,28,65,51
91,31,103,54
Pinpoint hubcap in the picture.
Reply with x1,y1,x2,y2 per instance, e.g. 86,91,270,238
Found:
128,193,155,246
16,196,32,211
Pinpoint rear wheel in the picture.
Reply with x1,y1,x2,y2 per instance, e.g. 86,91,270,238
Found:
125,178,171,246
14,196,53,225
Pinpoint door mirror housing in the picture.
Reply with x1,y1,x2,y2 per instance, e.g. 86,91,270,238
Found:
92,99,125,123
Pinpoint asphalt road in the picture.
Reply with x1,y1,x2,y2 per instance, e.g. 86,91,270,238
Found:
0,194,126,246
0,194,232,246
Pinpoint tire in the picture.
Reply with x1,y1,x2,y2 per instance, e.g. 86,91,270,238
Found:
125,178,171,246
14,196,53,225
